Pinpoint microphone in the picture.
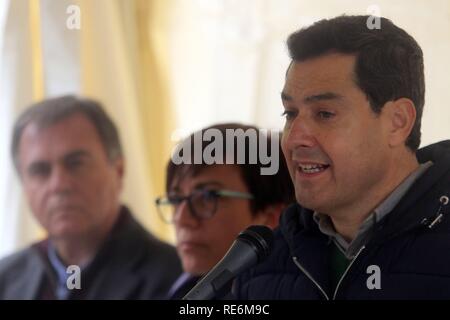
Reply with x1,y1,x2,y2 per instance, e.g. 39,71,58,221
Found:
182,225,274,300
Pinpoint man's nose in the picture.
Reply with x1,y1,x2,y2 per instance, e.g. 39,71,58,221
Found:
282,115,317,151
48,165,73,193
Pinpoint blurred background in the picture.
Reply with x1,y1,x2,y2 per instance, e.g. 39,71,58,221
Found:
0,0,449,259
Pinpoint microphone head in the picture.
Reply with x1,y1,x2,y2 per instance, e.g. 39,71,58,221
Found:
237,225,274,262
182,225,274,300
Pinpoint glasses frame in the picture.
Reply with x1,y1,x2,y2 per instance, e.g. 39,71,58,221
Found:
155,189,254,223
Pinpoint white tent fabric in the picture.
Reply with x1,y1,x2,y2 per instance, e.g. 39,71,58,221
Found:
1,0,450,259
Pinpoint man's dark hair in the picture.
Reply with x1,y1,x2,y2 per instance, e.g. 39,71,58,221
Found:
166,123,295,215
12,95,123,171
287,15,425,151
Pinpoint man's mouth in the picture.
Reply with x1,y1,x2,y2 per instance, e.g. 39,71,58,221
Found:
297,163,330,177
297,163,330,174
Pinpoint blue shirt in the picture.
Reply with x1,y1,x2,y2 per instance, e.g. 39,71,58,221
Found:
47,243,71,300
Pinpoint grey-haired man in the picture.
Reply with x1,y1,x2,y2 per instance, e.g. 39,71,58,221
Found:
0,95,182,299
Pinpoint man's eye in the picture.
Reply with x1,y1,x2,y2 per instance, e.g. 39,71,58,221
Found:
67,159,83,169
28,163,51,178
281,110,296,121
318,111,335,119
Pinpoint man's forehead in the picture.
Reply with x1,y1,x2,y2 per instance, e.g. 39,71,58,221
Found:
20,145,91,167
18,116,100,164
283,55,357,99
289,55,354,78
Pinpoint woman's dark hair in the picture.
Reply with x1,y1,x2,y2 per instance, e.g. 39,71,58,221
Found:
166,123,295,215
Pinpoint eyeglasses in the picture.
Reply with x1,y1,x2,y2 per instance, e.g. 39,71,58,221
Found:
155,189,254,223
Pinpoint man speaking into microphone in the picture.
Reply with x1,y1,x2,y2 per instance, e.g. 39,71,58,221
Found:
235,15,450,300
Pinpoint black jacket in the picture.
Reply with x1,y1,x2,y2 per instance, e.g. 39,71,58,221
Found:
235,140,450,300
0,206,182,299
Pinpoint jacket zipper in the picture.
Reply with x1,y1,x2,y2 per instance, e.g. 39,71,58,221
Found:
292,256,330,300
422,195,449,229
290,195,449,300
292,245,366,300
332,245,365,300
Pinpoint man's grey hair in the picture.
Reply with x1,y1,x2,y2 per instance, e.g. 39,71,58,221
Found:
11,95,123,171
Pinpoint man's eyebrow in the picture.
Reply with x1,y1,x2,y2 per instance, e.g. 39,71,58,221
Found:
304,92,343,103
63,150,91,161
281,91,293,102
281,91,343,104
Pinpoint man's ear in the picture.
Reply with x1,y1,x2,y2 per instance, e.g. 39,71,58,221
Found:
114,157,125,189
383,98,416,148
253,203,286,230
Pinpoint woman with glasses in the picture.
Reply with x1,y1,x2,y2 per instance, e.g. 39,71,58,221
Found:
156,123,295,299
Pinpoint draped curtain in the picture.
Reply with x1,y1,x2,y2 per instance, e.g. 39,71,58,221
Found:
0,0,176,258
1,0,450,259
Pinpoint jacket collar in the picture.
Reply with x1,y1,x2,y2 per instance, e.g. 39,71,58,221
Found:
29,206,153,299
370,140,450,245
70,206,154,299
280,204,330,291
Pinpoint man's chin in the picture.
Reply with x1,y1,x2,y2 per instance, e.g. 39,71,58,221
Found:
48,225,88,240
295,194,328,212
